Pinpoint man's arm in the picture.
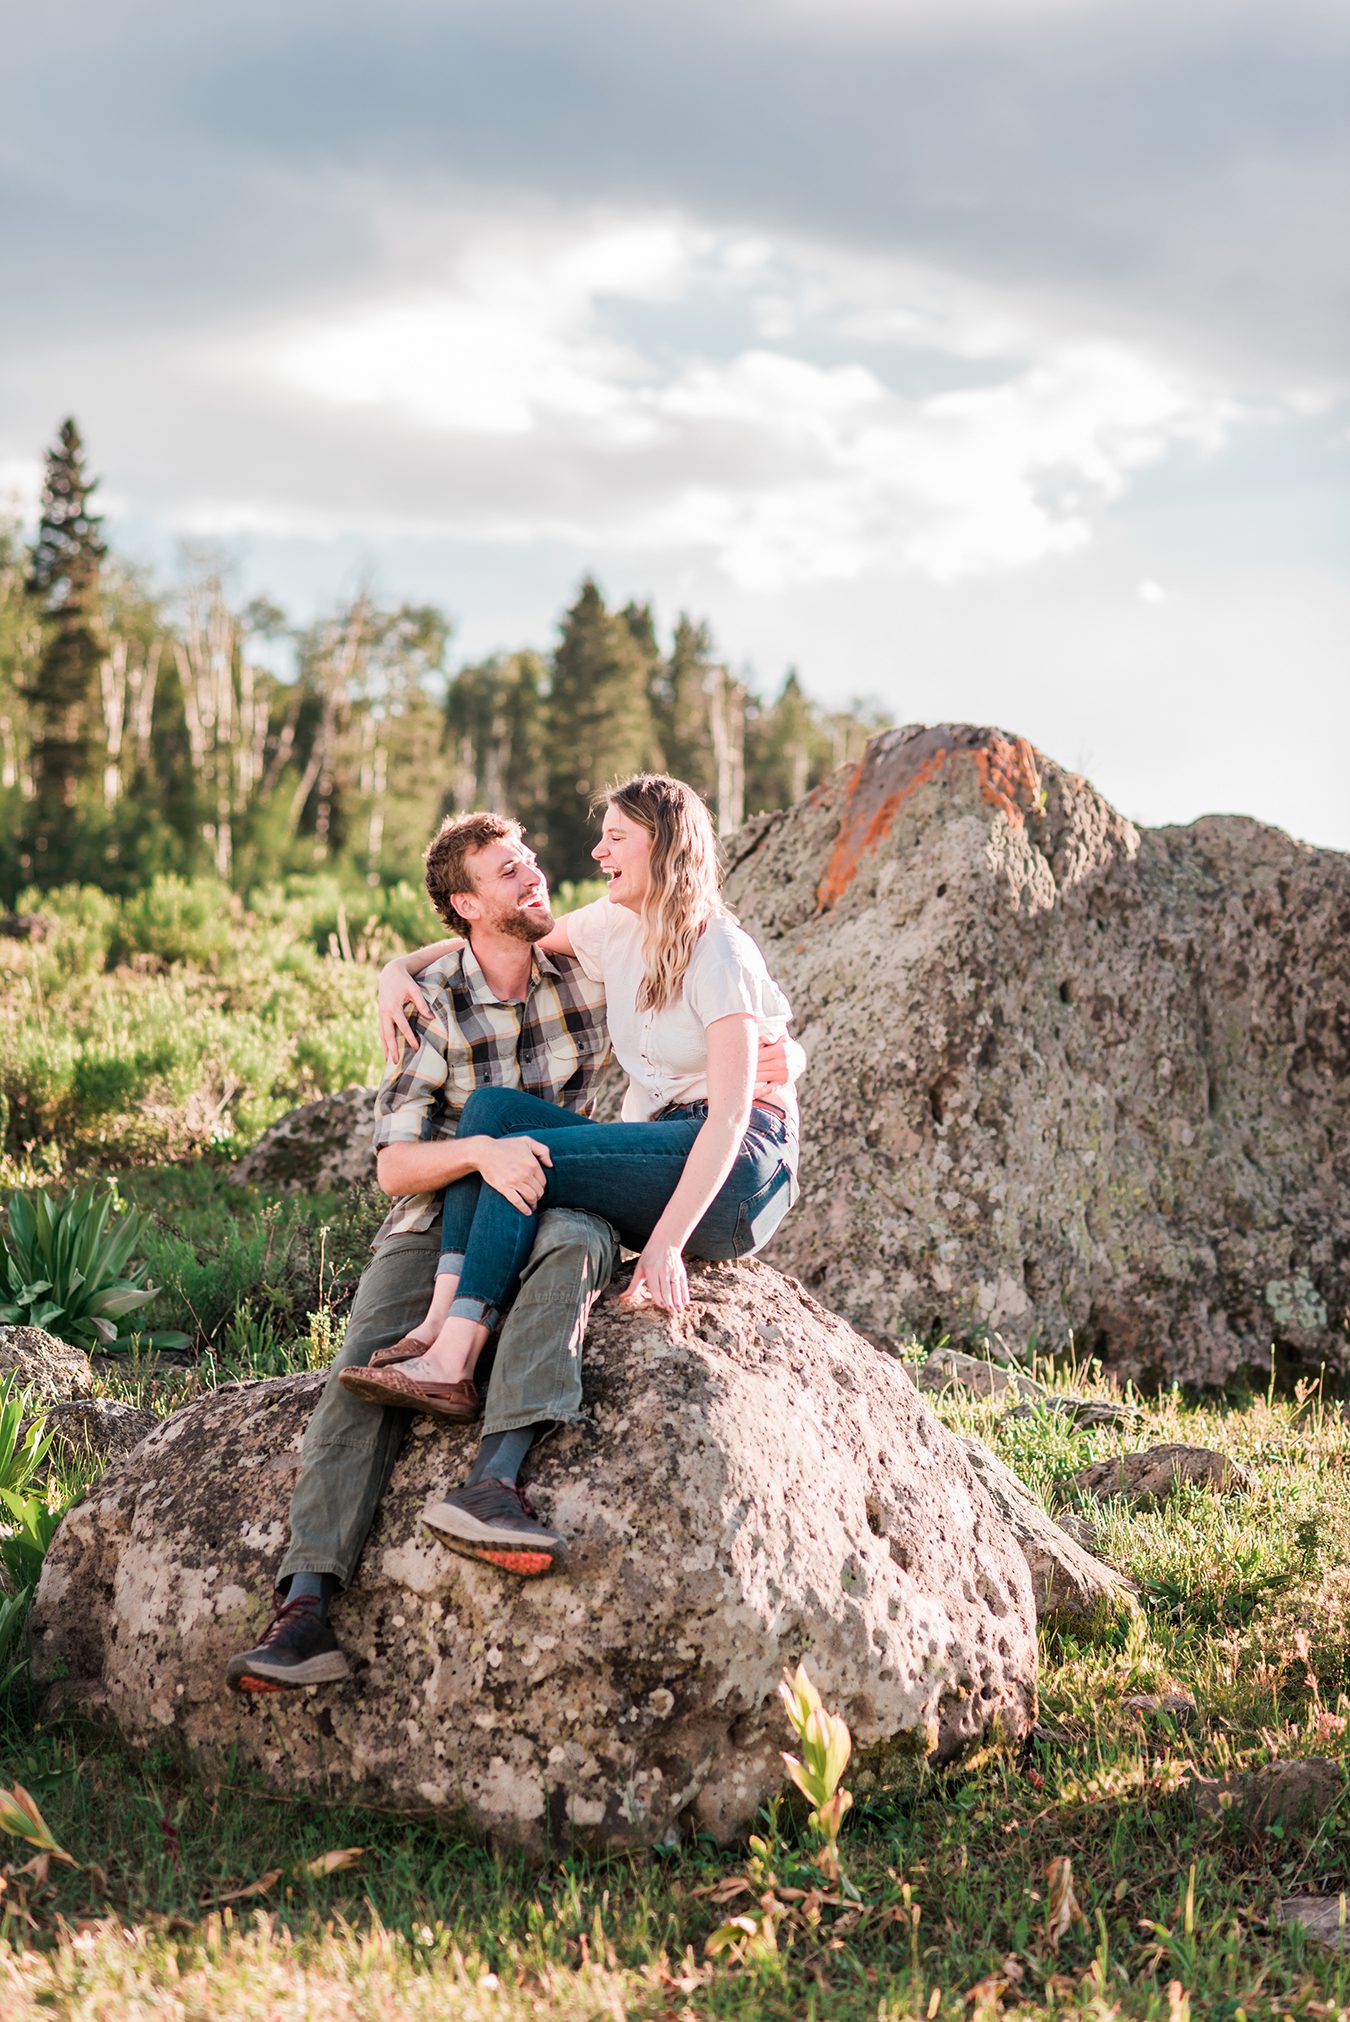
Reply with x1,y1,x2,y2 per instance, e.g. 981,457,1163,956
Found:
377,1134,554,1214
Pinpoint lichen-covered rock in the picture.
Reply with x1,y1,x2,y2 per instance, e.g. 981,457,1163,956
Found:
724,722,1350,1389
40,1397,158,1465
0,1325,94,1403
231,1086,377,1194
31,1261,1037,1853
1072,1443,1257,1509
957,1436,1137,1627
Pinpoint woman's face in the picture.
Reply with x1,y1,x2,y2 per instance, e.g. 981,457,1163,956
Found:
593,803,653,911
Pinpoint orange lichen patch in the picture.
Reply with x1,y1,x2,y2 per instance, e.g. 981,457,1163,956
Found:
974,735,1043,825
815,724,1049,911
816,728,955,909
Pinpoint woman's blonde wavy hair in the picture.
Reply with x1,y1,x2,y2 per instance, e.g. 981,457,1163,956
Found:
596,774,728,1012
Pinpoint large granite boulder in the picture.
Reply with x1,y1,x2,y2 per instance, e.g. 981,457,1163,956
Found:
31,1261,1037,1853
725,723,1350,1389
231,1085,377,1194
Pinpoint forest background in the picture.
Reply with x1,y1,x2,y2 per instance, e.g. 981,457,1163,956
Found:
1,419,882,907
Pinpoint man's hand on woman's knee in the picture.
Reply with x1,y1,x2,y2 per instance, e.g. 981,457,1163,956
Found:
474,1135,553,1213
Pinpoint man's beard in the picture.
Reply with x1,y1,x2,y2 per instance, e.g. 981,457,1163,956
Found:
491,899,555,945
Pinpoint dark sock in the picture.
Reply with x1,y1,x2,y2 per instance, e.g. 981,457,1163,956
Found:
283,1570,341,1619
467,1425,543,1487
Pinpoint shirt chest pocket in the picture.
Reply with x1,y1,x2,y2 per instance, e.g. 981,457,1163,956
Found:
447,1049,514,1095
544,1029,602,1076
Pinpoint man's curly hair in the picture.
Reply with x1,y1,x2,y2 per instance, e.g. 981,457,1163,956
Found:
423,811,522,933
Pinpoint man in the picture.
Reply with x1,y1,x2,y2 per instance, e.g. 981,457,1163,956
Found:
225,811,616,1692
226,806,797,1693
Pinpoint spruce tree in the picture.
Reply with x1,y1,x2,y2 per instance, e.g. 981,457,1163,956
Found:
745,667,816,814
654,614,719,803
544,579,657,881
24,419,107,880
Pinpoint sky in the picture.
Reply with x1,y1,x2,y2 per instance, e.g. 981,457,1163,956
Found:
2,0,1347,848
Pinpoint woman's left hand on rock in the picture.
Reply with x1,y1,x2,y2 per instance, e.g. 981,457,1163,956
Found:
623,1240,690,1314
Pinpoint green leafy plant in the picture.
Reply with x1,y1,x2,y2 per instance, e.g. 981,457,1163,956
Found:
0,1490,64,1592
0,1588,28,1682
0,1380,61,1689
705,1664,859,1963
0,1185,188,1352
778,1660,854,1881
0,1371,53,1496
0,1781,76,1864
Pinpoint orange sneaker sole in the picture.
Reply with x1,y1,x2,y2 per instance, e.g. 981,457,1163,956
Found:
236,1675,287,1693
473,1546,556,1576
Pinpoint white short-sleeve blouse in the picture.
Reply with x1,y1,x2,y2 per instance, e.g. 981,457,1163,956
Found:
564,898,796,1125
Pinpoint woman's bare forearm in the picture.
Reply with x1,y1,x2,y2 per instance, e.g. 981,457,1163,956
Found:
647,1113,746,1253
647,1013,757,1251
394,937,462,977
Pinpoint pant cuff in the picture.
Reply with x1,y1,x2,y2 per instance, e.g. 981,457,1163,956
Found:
277,1557,349,1590
436,1250,465,1277
482,1404,586,1437
448,1293,500,1328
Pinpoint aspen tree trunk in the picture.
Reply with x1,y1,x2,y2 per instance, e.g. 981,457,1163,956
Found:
99,640,129,808
176,580,238,878
127,641,161,772
708,670,745,833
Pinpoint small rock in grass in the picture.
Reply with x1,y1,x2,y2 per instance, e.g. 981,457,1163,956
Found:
0,1326,95,1405
1186,1757,1343,1832
958,1434,1138,1626
1072,1443,1256,1509
41,1398,158,1465
917,1349,1047,1403
1279,1896,1350,1950
1051,1511,1101,1551
1123,1689,1197,1730
1004,1396,1138,1431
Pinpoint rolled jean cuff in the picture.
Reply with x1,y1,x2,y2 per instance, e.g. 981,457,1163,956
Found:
436,1250,465,1277
448,1292,500,1330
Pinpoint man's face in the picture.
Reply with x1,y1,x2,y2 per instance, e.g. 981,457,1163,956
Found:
458,837,554,944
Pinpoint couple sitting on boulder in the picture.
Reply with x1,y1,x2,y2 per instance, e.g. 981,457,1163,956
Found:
227,772,802,1692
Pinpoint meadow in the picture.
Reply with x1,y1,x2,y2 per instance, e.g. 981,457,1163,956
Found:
3,881,1350,2019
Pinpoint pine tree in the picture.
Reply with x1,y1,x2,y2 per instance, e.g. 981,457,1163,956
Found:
544,579,658,881
23,420,107,878
746,667,815,814
445,651,547,838
653,615,718,803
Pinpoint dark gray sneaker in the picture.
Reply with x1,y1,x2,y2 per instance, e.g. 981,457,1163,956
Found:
225,1593,352,1693
421,1480,566,1577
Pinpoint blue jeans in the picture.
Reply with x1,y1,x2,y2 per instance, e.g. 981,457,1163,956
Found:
440,1085,798,1328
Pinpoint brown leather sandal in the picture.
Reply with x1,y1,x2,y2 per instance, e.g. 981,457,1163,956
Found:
368,1334,430,1370
338,1364,483,1421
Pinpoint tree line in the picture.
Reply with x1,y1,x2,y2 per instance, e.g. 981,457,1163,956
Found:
1,421,884,899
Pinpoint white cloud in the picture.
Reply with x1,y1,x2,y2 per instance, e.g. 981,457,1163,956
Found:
222,210,1237,590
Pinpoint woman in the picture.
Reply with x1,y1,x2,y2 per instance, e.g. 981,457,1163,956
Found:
341,774,798,1414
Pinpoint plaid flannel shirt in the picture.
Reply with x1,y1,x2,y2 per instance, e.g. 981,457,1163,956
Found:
370,942,611,1248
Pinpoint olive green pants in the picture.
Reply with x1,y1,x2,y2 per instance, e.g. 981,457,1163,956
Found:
278,1209,616,1589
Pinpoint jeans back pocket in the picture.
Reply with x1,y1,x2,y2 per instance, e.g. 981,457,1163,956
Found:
733,1161,794,1258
